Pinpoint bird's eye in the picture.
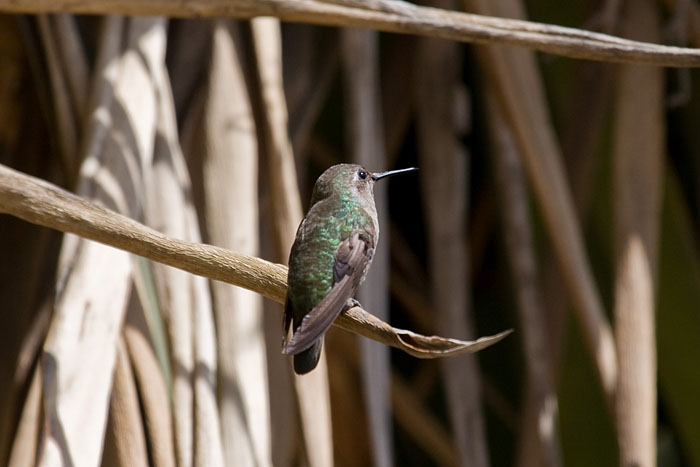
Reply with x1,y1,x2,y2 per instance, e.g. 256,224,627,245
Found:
357,170,368,180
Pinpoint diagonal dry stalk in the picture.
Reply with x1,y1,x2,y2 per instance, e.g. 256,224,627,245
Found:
0,162,512,359
413,2,489,463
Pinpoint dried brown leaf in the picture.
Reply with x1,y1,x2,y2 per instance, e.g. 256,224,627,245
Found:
338,307,512,358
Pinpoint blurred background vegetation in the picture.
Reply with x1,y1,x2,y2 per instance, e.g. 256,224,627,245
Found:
0,0,699,466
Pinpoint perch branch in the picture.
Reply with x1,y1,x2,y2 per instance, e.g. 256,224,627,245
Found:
0,163,511,358
0,0,699,67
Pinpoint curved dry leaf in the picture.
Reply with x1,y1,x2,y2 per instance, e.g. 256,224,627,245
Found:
395,328,513,356
337,307,512,358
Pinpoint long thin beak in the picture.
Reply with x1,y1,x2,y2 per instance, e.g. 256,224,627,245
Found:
372,167,419,181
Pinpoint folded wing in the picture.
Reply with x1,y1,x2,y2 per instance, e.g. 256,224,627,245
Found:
283,229,374,355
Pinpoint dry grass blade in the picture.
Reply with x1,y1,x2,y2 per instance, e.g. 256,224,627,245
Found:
465,0,618,408
0,162,512,360
204,21,269,467
612,1,663,465
342,26,393,467
2,0,700,66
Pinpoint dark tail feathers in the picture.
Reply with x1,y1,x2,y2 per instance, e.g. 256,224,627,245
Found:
293,340,323,375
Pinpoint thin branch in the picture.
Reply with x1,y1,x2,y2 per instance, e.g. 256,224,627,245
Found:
0,163,512,358
1,0,700,67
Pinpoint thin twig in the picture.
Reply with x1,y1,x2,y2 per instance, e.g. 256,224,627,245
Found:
1,0,700,67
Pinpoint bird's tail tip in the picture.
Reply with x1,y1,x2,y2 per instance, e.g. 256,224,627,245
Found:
292,340,323,375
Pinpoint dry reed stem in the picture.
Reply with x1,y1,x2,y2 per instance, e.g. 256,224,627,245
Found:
0,284,53,465
204,21,266,467
102,338,150,467
285,26,339,159
37,15,78,179
342,26,393,467
542,56,615,375
466,0,618,409
0,162,512,358
487,95,562,467
250,18,304,257
1,0,700,66
325,326,372,467
391,372,459,467
7,371,42,467
248,18,334,467
79,16,122,188
123,299,176,467
149,38,222,467
148,108,196,467
52,14,88,120
414,3,489,463
612,1,663,465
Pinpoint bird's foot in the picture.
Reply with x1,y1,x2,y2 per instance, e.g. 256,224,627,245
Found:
344,298,362,311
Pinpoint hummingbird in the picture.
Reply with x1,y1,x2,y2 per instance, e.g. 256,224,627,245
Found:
282,163,418,374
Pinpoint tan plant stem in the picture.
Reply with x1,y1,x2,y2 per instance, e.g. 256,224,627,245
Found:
612,1,663,465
